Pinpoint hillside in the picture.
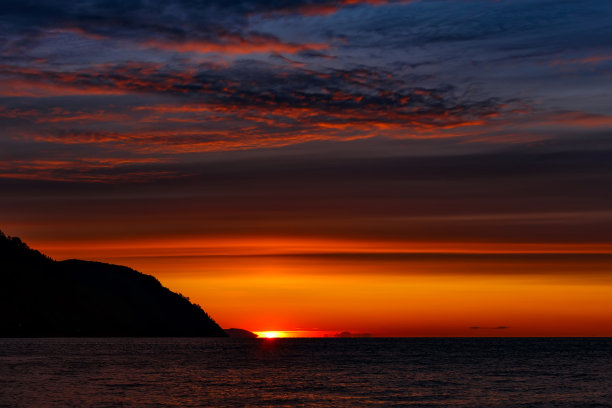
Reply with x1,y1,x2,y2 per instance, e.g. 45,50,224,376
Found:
0,230,226,337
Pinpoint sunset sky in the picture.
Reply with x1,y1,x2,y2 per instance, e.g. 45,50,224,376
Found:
2,0,612,336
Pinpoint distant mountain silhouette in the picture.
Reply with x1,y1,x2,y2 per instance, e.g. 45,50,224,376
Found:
0,230,226,337
224,328,258,338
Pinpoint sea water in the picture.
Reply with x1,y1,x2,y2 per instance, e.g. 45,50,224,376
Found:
1,338,610,407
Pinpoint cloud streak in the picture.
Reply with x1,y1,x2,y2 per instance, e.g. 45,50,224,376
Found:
1,58,513,153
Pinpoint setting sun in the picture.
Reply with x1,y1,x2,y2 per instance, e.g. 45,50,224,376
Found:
252,330,336,338
254,331,286,339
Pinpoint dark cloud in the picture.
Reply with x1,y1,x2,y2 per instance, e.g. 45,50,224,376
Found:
0,0,404,53
2,140,612,248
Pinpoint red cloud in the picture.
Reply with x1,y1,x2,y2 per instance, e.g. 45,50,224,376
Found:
144,35,329,55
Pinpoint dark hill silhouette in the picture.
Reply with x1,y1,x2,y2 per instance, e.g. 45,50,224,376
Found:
0,230,226,337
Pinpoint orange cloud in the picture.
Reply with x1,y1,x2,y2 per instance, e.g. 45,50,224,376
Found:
0,158,173,183
0,78,127,98
144,37,329,55
30,235,612,259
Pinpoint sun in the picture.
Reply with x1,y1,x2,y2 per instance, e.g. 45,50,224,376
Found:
254,331,285,339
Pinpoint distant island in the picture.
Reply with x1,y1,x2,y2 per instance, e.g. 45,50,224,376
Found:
0,230,227,337
333,331,372,338
224,328,258,338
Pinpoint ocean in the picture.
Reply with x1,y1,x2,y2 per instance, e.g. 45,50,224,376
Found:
1,338,610,407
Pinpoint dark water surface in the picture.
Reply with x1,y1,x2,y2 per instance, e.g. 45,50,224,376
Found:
1,338,610,407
